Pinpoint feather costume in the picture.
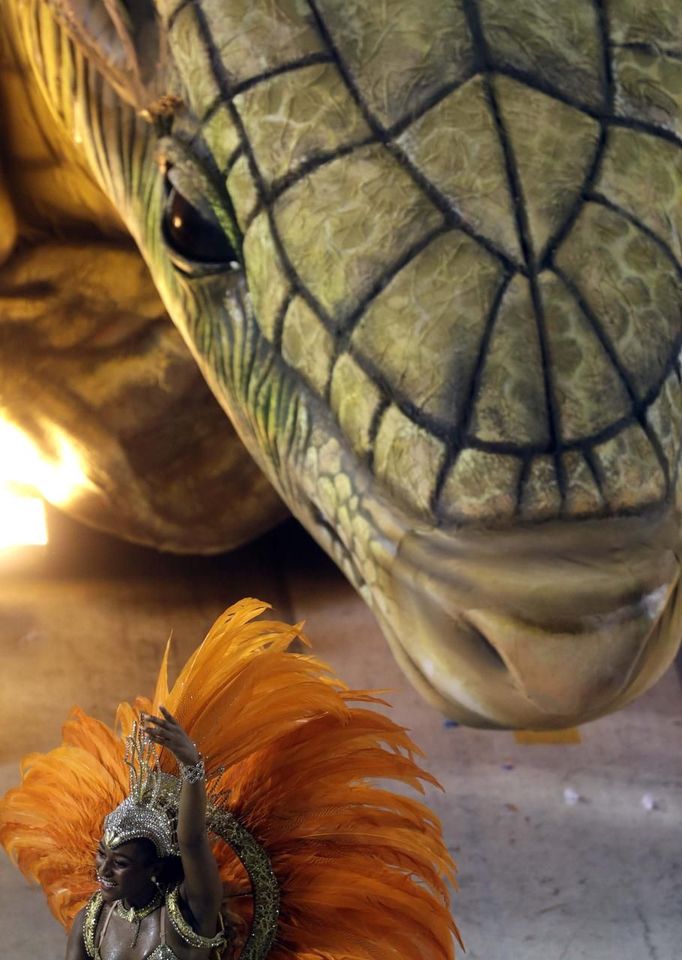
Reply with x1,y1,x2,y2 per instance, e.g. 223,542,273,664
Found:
0,598,461,960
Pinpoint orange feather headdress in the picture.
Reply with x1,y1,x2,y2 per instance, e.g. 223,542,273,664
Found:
0,598,461,960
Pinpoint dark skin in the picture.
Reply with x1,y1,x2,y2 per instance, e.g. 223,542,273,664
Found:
65,707,223,960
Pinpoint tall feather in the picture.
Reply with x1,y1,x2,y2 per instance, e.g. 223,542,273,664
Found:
0,598,461,958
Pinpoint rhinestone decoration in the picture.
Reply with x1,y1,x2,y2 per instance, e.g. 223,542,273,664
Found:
178,757,206,783
102,724,181,857
166,885,227,950
82,893,103,960
145,946,178,960
208,808,280,960
103,790,179,858
115,888,164,923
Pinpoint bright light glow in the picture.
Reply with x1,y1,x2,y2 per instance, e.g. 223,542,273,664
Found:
0,419,89,504
0,490,47,548
0,418,90,549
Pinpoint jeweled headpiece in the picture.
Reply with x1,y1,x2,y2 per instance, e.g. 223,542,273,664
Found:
102,722,180,857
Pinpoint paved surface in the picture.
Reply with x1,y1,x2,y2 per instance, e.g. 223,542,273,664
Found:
0,509,680,959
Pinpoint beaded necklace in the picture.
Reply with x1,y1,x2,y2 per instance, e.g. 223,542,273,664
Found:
114,888,164,947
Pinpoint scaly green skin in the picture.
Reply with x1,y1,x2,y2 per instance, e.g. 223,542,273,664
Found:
4,0,682,727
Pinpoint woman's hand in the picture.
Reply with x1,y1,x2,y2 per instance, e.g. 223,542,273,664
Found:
141,706,200,767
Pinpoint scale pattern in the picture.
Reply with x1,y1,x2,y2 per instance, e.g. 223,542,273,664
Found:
163,0,682,526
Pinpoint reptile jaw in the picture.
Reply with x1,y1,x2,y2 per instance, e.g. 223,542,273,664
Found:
378,509,681,729
387,577,679,729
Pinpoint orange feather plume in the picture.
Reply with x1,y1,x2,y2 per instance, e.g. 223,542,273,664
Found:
0,598,461,959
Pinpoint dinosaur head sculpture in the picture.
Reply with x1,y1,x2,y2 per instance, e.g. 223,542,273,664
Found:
6,0,681,727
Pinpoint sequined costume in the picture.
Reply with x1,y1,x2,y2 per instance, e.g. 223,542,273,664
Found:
0,598,461,960
83,885,224,960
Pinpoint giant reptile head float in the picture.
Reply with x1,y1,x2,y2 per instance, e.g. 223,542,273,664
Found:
1,0,680,729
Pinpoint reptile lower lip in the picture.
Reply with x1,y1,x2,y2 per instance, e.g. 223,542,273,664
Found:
384,511,680,728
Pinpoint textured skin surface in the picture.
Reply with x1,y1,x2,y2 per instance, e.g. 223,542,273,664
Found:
2,0,681,727
0,11,284,551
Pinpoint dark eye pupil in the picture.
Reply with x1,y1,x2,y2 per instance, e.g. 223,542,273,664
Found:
163,187,239,267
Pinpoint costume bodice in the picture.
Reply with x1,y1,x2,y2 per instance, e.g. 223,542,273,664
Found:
83,894,179,960
83,887,225,960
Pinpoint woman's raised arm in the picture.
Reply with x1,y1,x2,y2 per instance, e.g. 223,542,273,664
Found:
142,707,223,936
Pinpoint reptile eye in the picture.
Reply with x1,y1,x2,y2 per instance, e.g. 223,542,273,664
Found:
162,170,241,274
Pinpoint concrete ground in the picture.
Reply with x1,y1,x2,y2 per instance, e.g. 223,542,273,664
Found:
0,508,680,960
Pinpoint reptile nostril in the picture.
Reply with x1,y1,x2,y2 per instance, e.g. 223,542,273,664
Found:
463,621,508,671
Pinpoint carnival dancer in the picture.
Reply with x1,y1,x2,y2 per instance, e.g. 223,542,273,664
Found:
0,598,461,960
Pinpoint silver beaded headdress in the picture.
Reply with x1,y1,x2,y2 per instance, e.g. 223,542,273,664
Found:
102,722,180,858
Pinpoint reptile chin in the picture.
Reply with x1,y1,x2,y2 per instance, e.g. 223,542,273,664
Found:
379,509,681,729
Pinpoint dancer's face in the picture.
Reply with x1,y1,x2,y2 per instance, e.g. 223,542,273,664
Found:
95,838,157,905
